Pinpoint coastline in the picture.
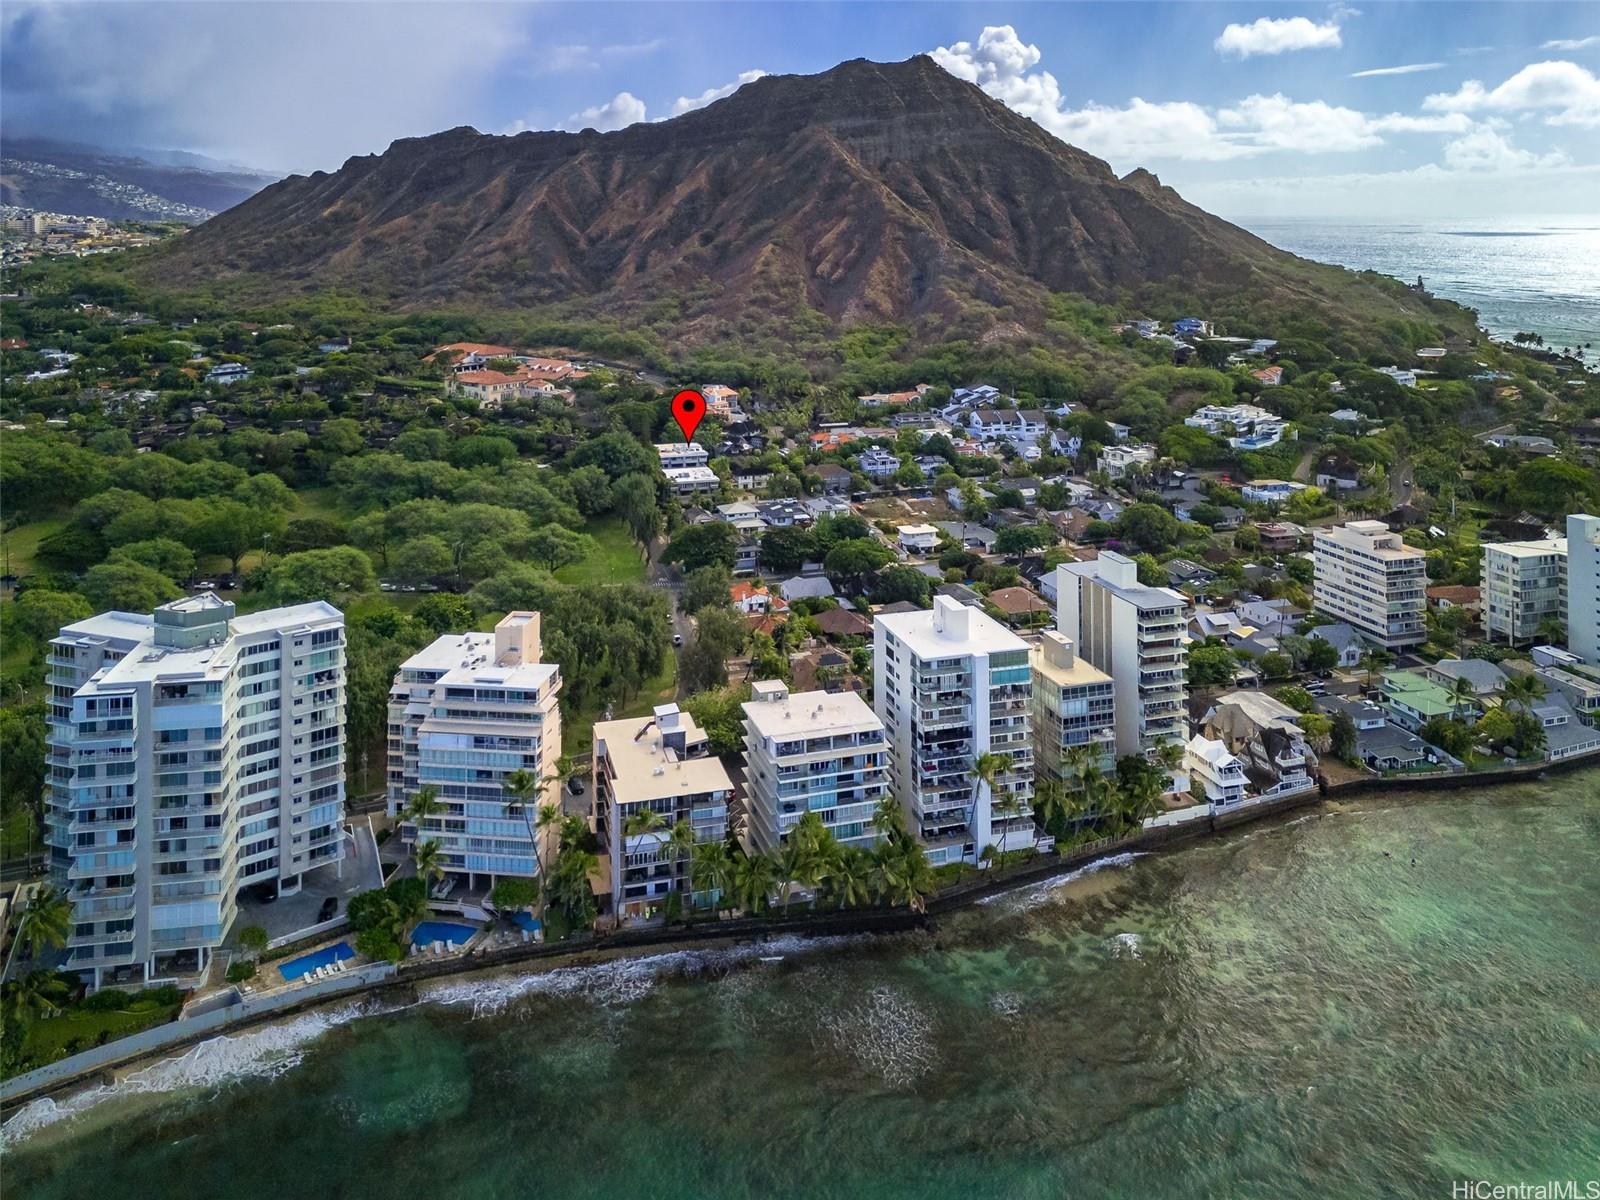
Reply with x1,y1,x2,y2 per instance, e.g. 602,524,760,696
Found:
5,749,1596,1120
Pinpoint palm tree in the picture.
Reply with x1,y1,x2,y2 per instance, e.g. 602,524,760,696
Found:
413,838,445,891
1499,673,1547,713
623,808,666,839
501,767,542,859
991,791,1024,865
402,784,443,831
832,847,874,910
968,750,1010,835
1448,675,1478,721
4,884,72,981
875,839,935,913
1,970,71,1025
689,840,734,910
871,795,906,845
731,851,779,915
1032,774,1069,838
668,818,697,901
1359,648,1392,691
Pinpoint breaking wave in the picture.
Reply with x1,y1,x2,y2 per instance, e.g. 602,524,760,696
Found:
420,933,868,1019
1,999,380,1148
818,984,938,1087
977,851,1147,912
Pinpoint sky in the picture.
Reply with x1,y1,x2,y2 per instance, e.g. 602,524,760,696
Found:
3,1,1598,220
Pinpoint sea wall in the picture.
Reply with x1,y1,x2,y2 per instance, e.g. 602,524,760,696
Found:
6,748,1596,1112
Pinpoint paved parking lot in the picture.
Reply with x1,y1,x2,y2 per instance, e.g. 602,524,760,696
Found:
230,821,384,946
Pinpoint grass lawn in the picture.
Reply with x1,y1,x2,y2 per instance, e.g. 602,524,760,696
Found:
1,515,67,579
563,651,678,759
553,519,648,587
15,999,183,1074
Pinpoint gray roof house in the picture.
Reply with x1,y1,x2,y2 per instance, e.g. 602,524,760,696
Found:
778,575,836,601
1309,622,1368,668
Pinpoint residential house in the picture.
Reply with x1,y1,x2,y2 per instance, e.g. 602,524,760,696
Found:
1420,658,1506,703
205,362,250,385
1377,366,1417,387
730,580,788,616
858,447,900,480
778,575,836,602
986,586,1051,627
1308,622,1368,668
1255,522,1303,553
812,464,854,496
1098,443,1157,479
1185,403,1285,450
1380,670,1456,732
656,442,710,471
936,521,998,552
1241,479,1305,504
1250,366,1284,387
1201,691,1317,798
662,466,721,497
1183,736,1250,806
1314,451,1363,493
897,524,941,555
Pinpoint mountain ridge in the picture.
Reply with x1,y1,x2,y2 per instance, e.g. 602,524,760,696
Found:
137,55,1474,347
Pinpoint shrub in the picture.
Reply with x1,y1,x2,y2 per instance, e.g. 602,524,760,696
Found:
226,960,257,983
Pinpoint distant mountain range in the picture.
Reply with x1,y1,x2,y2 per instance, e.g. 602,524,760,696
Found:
1,136,276,223
137,56,1474,346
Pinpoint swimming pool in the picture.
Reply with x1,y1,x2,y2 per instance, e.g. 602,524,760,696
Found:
277,941,354,982
410,920,478,948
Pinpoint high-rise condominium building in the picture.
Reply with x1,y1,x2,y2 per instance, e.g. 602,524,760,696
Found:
387,612,561,889
1030,630,1117,784
592,703,733,921
1481,535,1566,646
46,594,346,990
741,681,889,855
1311,520,1426,650
1053,552,1188,756
1568,514,1600,665
873,596,1036,867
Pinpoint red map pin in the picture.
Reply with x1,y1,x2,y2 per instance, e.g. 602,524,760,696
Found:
671,389,706,445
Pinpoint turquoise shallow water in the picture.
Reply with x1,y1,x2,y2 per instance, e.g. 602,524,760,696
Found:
5,772,1598,1199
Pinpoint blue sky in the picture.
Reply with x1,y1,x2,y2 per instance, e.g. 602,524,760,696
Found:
3,1,1598,219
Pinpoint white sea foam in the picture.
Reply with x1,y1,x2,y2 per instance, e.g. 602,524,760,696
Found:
420,933,866,1019
0,1000,375,1149
977,851,1147,912
1107,932,1143,959
819,984,937,1087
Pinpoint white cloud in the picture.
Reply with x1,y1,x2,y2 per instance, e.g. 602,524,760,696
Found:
1350,62,1445,78
566,91,647,132
930,28,1483,167
0,0,530,172
1424,60,1600,127
1214,16,1343,60
1441,127,1569,171
669,69,767,117
1542,36,1600,51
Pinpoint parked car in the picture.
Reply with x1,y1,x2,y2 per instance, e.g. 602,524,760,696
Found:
317,896,338,922
568,778,586,796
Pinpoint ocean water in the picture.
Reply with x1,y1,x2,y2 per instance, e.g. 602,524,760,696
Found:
1243,216,1600,350
4,771,1598,1199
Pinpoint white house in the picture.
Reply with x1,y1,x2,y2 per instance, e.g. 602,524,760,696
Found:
898,523,941,555
1241,479,1306,504
1098,443,1157,479
662,466,720,496
1377,366,1418,387
1184,735,1249,807
858,447,901,479
1184,403,1286,451
656,442,710,470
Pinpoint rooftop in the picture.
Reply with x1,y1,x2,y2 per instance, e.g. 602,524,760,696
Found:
594,711,733,805
743,687,883,740
875,595,1027,659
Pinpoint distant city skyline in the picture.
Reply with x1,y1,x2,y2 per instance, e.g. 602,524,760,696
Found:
3,1,1597,219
